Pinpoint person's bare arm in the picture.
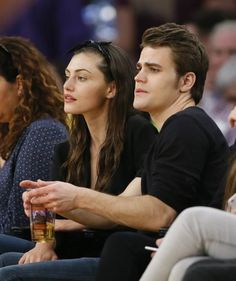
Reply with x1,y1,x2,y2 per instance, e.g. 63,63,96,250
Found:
21,178,177,231
67,189,176,231
55,219,86,232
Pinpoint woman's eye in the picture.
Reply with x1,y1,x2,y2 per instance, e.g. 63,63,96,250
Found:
64,75,69,81
78,76,87,81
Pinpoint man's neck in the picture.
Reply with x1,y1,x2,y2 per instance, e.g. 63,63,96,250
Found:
151,96,195,131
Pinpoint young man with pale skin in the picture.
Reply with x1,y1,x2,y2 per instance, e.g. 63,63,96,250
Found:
0,23,229,281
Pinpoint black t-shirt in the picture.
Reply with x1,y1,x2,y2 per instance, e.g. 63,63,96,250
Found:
141,107,229,213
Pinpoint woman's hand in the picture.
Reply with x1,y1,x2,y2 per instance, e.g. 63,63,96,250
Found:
18,241,57,264
149,238,164,258
156,238,164,247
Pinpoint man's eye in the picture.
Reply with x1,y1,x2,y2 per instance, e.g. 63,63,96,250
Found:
150,68,159,72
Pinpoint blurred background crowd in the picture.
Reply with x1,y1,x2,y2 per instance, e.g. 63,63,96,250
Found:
1,0,236,144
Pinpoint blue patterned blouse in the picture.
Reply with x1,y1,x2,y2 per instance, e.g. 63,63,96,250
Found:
0,117,68,233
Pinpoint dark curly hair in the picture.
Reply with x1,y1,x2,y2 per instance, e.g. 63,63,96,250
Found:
0,36,67,160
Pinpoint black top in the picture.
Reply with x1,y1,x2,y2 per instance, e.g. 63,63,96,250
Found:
142,107,230,213
51,114,157,194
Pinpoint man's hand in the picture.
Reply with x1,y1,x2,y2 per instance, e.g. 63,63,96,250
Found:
20,180,80,213
18,241,57,264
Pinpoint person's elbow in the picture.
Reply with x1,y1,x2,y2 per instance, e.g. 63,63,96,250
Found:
146,197,177,231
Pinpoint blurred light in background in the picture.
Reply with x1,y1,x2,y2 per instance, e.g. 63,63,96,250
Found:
82,0,117,41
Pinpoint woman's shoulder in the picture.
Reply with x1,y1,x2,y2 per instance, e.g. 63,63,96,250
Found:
22,117,68,144
27,117,66,131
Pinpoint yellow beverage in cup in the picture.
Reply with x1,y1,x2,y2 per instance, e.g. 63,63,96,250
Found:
30,204,55,242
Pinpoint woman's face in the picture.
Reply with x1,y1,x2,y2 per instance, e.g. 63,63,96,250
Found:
63,52,114,116
0,75,19,123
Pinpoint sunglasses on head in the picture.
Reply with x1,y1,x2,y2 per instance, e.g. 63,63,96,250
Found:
0,44,10,55
68,40,112,65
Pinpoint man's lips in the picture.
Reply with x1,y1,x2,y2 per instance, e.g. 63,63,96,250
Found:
135,88,148,95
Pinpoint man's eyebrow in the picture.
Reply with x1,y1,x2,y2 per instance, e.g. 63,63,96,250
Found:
136,62,162,68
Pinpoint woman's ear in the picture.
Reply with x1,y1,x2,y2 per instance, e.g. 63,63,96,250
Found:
179,72,196,93
16,75,23,97
106,81,116,99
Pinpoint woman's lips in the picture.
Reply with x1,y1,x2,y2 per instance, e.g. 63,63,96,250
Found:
64,94,77,102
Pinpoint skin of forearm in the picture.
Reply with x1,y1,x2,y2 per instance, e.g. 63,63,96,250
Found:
60,188,176,232
55,219,87,231
58,209,117,230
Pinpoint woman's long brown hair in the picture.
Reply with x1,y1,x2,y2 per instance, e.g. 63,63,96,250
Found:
0,37,67,160
65,44,135,192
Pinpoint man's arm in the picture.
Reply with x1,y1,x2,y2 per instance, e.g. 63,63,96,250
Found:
69,190,176,231
21,178,177,232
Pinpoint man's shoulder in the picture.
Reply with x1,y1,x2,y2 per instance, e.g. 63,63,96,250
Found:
163,106,214,131
160,106,227,147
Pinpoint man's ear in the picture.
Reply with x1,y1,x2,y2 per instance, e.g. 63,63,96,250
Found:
106,81,116,99
16,75,23,96
179,72,196,93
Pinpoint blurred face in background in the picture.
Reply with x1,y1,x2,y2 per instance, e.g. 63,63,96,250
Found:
206,28,236,90
0,75,19,123
210,30,236,71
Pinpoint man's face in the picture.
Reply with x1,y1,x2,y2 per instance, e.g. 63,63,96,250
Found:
133,46,180,116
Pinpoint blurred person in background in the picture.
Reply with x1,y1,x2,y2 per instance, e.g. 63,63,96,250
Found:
209,54,236,145
185,8,236,53
199,20,236,145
